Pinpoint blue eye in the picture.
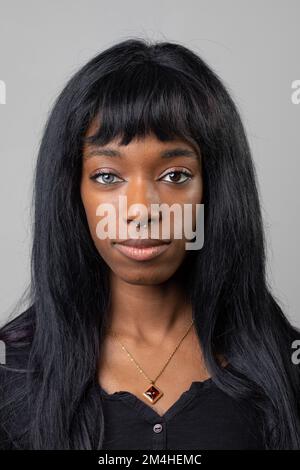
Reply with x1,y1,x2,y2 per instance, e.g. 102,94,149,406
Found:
90,172,123,185
161,170,192,184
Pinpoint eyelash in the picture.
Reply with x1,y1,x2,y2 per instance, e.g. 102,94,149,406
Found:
90,169,193,186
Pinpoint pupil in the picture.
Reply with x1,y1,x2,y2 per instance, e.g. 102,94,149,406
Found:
171,172,180,181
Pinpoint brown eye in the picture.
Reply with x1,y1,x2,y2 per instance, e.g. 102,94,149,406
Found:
161,170,192,184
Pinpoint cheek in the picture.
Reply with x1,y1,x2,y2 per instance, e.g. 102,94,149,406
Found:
189,184,203,232
80,183,102,244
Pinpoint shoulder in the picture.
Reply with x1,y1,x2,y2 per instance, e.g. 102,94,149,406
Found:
0,304,35,450
0,303,35,374
0,302,36,339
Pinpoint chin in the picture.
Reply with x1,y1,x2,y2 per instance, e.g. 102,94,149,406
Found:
113,268,176,286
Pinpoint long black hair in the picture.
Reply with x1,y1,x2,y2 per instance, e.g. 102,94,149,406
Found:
1,38,299,449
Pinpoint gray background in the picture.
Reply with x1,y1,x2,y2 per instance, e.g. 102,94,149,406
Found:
0,0,299,327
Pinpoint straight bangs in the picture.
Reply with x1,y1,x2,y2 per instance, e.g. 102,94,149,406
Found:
81,58,209,156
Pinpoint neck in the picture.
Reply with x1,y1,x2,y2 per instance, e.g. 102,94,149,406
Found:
104,272,193,347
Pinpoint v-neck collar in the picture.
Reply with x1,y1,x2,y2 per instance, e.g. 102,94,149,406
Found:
97,377,215,423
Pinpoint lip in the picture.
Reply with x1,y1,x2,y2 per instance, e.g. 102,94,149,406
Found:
115,239,171,247
113,240,171,261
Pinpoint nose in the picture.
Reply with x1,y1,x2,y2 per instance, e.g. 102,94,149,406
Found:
123,178,161,227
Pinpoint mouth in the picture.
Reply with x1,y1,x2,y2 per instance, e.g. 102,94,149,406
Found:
112,239,171,261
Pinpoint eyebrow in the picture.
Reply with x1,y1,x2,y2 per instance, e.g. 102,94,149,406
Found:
84,146,198,159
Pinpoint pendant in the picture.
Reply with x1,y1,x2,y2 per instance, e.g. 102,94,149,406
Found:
143,383,164,404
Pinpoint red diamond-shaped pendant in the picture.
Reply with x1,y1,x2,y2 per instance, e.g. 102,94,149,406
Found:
143,384,164,404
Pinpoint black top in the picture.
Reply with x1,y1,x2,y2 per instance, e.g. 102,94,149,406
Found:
0,308,265,450
98,372,264,450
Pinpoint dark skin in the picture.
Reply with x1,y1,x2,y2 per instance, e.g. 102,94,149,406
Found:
81,118,227,416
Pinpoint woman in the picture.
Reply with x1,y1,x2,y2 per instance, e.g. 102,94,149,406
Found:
0,38,299,450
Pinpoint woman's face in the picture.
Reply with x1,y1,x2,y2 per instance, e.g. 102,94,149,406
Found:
80,119,203,285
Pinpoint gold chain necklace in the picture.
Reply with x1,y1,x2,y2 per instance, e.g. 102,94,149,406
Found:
111,318,195,405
